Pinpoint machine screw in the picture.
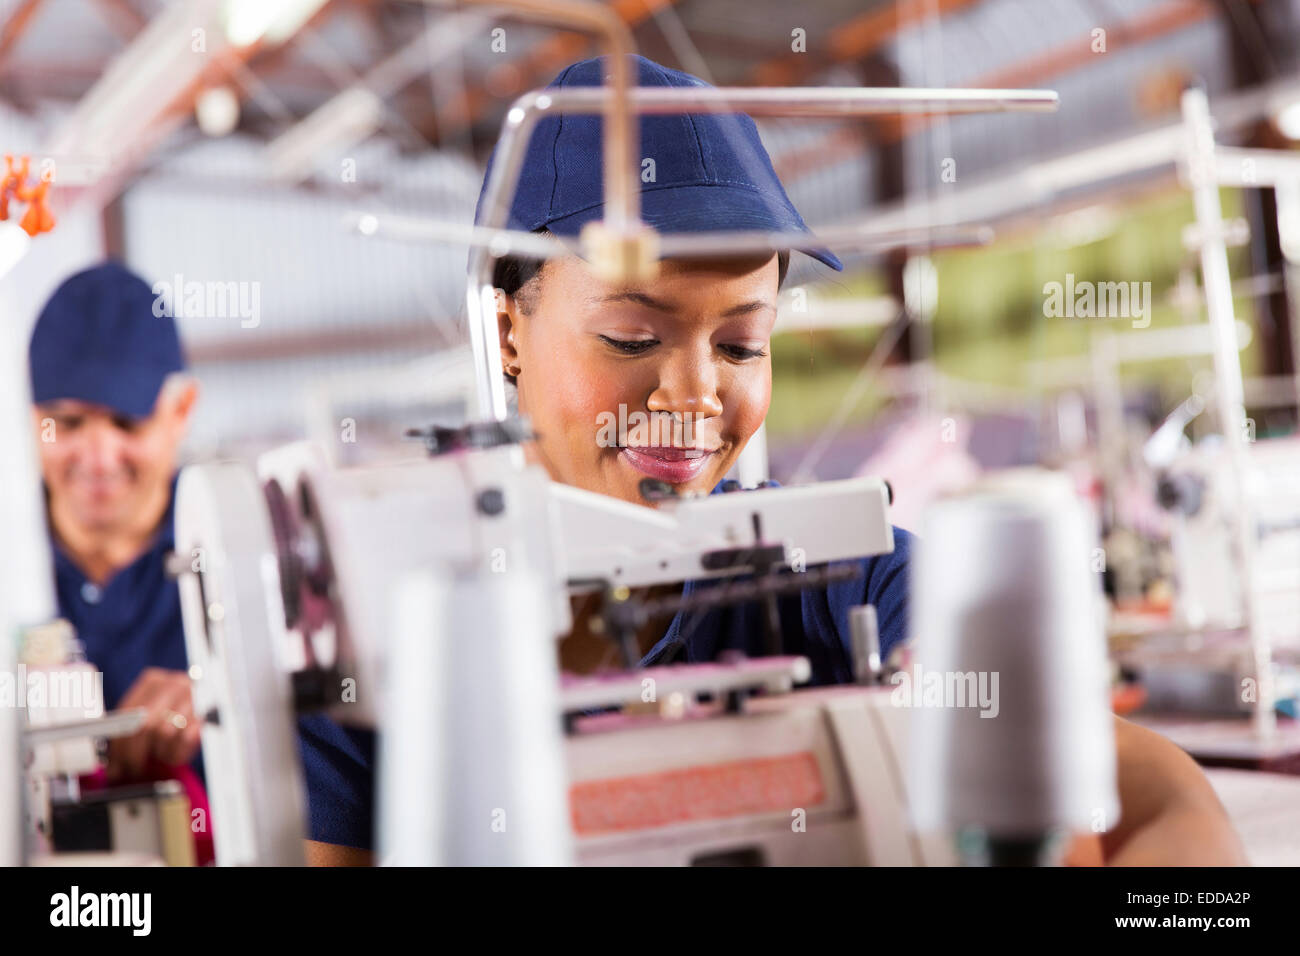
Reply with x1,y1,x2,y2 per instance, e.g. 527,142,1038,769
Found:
476,487,506,516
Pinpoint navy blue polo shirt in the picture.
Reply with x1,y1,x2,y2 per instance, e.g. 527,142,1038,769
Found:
49,475,202,781
297,489,912,851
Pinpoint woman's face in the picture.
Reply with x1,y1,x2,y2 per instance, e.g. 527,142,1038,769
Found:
499,252,779,507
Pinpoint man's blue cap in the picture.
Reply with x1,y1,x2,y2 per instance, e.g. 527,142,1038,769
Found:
29,261,187,419
475,55,843,271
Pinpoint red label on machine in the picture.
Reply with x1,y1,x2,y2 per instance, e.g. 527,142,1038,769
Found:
570,752,825,836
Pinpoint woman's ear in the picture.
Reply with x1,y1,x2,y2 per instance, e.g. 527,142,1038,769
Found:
496,289,520,377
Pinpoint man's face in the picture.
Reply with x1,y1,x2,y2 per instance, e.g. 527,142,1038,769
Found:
502,252,778,507
34,387,195,533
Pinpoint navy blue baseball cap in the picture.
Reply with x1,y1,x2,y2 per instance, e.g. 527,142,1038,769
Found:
29,261,187,419
475,54,843,271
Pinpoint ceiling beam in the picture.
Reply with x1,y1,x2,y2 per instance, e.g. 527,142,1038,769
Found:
0,0,46,64
747,0,987,163
90,0,148,43
772,0,1244,186
956,0,1217,91
187,322,443,363
752,0,986,86
435,0,680,142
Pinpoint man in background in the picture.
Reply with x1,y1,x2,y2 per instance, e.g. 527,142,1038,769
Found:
28,261,203,784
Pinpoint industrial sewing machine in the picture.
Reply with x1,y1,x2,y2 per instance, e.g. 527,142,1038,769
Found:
172,433,1118,867
175,436,926,865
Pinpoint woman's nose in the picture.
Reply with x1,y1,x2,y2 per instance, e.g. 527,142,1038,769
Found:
645,351,724,420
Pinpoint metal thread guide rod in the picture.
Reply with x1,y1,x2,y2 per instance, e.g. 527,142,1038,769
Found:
1180,87,1274,740
396,0,1061,423
465,84,1056,423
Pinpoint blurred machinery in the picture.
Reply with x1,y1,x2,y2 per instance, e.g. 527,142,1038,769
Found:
1104,90,1300,743
20,622,194,867
878,79,1300,745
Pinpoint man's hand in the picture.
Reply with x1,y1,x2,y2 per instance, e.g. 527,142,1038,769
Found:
107,667,201,781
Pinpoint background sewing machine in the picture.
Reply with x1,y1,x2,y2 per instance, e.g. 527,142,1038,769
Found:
19,620,196,867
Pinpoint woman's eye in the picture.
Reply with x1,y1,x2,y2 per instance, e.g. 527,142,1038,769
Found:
599,334,657,354
720,344,768,360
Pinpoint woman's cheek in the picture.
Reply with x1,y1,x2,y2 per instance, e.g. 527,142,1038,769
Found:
561,357,630,432
545,357,634,479
726,363,772,447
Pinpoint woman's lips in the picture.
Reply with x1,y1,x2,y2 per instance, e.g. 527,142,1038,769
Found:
619,446,715,484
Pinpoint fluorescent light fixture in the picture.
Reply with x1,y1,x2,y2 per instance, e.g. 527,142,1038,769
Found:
223,0,329,47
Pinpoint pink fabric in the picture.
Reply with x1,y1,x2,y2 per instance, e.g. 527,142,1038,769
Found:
79,759,214,865
854,415,982,532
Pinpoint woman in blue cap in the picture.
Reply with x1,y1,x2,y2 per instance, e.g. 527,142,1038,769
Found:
300,55,1245,866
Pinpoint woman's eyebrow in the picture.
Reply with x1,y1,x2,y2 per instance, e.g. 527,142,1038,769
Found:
599,290,674,311
719,300,776,317
598,290,775,318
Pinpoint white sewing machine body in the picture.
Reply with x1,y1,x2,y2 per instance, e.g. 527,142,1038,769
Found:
173,437,914,866
564,677,951,866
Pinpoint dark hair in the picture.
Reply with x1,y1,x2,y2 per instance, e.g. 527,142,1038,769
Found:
494,230,790,386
